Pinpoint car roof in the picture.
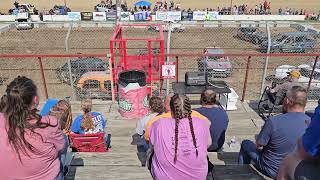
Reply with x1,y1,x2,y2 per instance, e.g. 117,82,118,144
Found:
206,48,225,54
77,71,111,86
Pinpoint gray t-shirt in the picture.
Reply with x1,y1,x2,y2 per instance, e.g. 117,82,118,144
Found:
257,112,310,175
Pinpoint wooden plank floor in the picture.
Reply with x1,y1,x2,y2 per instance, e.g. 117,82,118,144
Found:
61,100,317,180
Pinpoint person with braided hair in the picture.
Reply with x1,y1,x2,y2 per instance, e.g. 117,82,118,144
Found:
149,94,211,180
0,76,65,180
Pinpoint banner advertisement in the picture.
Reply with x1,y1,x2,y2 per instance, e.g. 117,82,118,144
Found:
106,11,117,21
156,11,167,21
193,11,206,21
207,11,219,20
120,12,130,21
134,11,150,21
93,12,106,21
167,11,181,21
81,12,93,21
67,12,81,21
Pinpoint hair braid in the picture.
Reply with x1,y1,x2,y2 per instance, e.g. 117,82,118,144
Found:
171,94,183,163
184,97,198,157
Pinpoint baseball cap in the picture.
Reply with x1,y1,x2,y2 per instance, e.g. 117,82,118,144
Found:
288,70,301,78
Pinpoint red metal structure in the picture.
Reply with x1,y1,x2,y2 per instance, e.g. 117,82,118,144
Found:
109,24,165,96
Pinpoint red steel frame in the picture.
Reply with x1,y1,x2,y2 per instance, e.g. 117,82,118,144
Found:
109,24,165,96
0,53,319,101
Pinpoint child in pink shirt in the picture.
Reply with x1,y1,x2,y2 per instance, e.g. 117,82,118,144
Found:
0,76,64,180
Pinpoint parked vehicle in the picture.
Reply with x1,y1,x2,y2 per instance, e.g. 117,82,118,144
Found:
76,71,112,100
56,57,108,85
15,12,33,30
266,64,320,99
260,32,317,53
198,47,233,78
49,5,71,15
236,27,256,41
94,3,111,12
236,27,268,44
148,20,185,33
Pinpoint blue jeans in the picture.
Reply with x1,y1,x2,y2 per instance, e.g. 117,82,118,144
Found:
56,134,69,180
238,140,276,179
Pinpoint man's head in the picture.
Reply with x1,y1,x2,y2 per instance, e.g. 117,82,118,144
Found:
283,86,307,112
200,89,216,106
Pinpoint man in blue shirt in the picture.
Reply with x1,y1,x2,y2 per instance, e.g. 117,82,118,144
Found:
195,89,229,152
238,86,310,179
278,108,320,180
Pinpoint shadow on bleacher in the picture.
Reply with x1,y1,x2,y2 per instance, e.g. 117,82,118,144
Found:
64,158,83,180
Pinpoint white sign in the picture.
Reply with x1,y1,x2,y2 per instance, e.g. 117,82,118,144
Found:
67,12,81,21
156,11,167,21
193,11,206,21
207,11,219,20
93,12,107,21
167,11,181,21
162,64,176,79
120,12,130,21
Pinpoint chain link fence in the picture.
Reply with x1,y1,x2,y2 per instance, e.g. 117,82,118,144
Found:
0,21,319,101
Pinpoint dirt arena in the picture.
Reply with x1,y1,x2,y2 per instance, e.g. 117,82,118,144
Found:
1,0,319,13
0,23,318,100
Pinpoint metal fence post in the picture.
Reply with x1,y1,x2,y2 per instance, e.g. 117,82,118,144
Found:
65,22,76,100
38,57,49,99
166,22,172,96
260,22,271,96
241,56,252,102
175,56,179,82
307,56,319,92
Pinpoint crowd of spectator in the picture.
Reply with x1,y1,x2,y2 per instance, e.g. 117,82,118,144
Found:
0,74,319,179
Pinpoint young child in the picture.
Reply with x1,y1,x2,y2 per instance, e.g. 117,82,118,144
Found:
71,99,106,134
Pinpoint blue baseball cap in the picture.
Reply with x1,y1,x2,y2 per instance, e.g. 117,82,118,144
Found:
40,98,59,116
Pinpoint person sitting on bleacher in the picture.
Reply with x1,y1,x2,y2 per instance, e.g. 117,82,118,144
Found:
270,70,302,105
277,109,320,180
238,86,310,179
71,99,106,134
148,94,211,180
195,89,229,152
41,99,72,180
0,76,65,180
132,96,165,166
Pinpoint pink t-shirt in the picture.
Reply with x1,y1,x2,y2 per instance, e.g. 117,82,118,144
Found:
150,116,210,180
0,113,64,180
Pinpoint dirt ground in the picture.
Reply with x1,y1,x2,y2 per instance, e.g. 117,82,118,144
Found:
1,0,319,13
0,23,319,100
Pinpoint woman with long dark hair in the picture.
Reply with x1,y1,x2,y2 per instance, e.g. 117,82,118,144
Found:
0,76,64,179
149,94,211,180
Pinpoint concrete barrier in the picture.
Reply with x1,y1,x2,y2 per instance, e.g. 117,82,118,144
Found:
80,22,98,28
220,21,237,27
46,23,64,28
31,15,41,22
0,15,15,22
240,21,257,27
274,21,291,28
203,21,219,27
0,24,12,33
